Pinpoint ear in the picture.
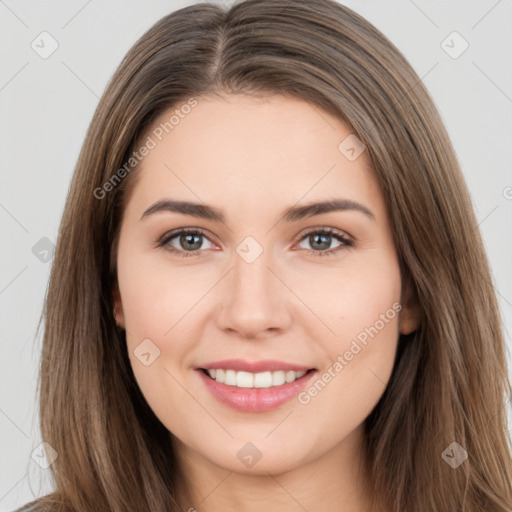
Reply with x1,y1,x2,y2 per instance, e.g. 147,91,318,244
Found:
399,279,421,335
112,281,125,329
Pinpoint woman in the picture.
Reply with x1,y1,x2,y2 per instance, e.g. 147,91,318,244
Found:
15,0,512,511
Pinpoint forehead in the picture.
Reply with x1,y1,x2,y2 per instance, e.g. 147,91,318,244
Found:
125,94,383,221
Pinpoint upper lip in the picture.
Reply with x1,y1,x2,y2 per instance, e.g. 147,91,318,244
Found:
198,359,315,373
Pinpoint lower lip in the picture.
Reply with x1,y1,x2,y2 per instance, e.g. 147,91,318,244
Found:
197,369,317,413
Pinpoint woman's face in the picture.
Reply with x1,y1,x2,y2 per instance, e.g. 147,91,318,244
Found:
113,94,419,476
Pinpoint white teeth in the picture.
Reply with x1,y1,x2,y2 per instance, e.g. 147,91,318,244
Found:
206,368,308,388
272,371,286,386
236,371,254,388
285,371,296,383
225,369,237,386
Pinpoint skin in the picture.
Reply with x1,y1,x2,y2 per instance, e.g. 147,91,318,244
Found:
112,94,420,512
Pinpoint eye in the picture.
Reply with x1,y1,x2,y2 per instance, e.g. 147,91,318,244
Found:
295,228,353,257
156,227,354,258
157,228,215,258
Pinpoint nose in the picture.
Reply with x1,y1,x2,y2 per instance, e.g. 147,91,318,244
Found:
216,247,292,339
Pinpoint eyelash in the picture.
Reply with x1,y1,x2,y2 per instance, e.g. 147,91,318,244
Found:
156,227,354,259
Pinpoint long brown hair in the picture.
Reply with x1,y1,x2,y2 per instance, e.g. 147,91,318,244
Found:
23,0,512,510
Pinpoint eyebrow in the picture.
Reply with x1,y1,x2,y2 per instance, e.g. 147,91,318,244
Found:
140,198,375,223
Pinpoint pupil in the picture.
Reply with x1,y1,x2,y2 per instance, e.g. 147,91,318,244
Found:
311,233,330,250
181,233,201,250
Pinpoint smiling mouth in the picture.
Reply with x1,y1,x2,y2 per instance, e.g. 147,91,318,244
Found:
199,368,316,389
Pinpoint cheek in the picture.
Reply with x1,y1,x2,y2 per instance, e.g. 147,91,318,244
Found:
295,297,401,447
118,248,212,340
118,256,197,424
287,246,402,341
293,249,402,410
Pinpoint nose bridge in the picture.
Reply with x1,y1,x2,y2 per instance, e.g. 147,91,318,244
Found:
233,245,274,298
216,238,290,337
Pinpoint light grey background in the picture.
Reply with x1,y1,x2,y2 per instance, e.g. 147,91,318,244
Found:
1,1,511,510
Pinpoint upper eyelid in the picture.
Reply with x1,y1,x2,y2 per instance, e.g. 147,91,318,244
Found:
160,226,353,247
160,227,216,245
